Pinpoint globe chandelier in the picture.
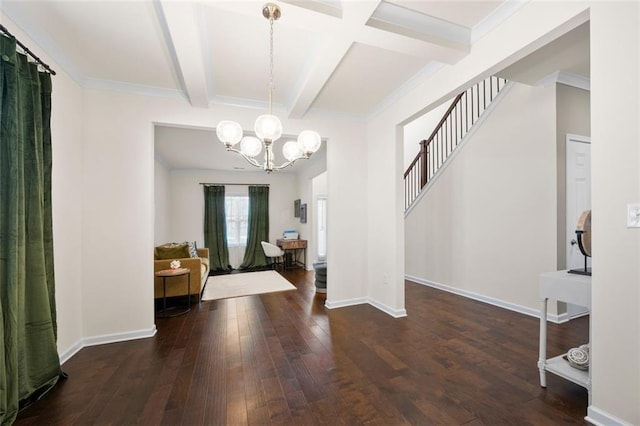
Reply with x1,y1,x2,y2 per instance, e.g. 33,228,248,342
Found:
216,3,322,173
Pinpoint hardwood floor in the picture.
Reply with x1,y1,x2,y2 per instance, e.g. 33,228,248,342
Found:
16,269,589,425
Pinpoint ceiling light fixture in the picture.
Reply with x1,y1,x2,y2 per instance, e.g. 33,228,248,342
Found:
216,3,322,173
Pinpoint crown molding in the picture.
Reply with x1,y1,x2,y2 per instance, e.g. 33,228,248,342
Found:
84,78,187,100
536,71,590,91
472,0,530,44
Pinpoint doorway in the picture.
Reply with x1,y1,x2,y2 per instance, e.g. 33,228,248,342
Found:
311,172,327,264
565,133,591,318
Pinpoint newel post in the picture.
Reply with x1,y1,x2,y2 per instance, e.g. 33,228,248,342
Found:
420,139,428,188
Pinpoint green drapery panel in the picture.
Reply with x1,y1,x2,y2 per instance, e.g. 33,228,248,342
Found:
203,185,232,272
0,35,62,425
239,186,269,269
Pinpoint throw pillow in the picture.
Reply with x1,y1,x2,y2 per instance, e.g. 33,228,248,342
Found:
155,242,190,260
184,241,198,258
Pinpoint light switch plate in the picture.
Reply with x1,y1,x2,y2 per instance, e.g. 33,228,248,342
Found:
627,203,640,228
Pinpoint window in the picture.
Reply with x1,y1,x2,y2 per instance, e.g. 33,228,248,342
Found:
225,195,249,247
317,197,327,260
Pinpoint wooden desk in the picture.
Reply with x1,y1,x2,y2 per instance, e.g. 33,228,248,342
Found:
538,270,591,403
276,239,307,270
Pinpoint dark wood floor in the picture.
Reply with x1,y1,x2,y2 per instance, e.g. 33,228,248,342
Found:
16,269,589,425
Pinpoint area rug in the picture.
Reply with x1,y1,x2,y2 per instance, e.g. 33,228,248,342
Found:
201,270,296,301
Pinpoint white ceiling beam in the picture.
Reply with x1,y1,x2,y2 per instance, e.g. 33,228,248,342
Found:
157,1,210,108
288,37,353,119
356,25,468,63
368,1,471,48
285,0,470,117
341,0,382,26
287,1,379,118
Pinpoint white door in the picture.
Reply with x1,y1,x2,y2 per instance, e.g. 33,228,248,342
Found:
566,134,591,317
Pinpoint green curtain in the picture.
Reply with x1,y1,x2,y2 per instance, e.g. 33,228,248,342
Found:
203,185,231,272
239,186,269,269
0,35,63,425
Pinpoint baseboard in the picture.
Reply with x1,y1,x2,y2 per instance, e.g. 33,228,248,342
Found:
325,297,368,310
59,339,84,365
368,298,407,318
405,275,565,324
586,406,633,426
59,326,157,365
83,326,157,347
549,306,589,324
325,297,407,318
570,311,590,320
556,312,570,324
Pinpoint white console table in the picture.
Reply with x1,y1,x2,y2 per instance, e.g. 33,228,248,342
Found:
538,270,591,402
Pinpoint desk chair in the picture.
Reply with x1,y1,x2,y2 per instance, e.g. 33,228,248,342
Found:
261,241,285,270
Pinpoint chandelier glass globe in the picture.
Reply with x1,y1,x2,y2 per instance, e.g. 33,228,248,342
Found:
240,136,263,158
283,140,303,162
297,130,322,155
254,114,283,142
216,120,243,147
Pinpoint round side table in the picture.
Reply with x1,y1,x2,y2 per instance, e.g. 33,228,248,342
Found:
155,267,191,317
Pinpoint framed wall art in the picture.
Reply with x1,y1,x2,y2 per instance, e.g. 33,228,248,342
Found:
300,203,307,223
294,199,301,217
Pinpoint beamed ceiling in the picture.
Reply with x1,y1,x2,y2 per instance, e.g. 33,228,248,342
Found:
2,1,589,172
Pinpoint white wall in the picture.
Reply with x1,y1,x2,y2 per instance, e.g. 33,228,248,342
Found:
166,169,299,248
49,41,84,358
313,171,328,195
405,82,557,313
324,119,368,305
154,159,171,245
81,91,157,339
589,2,640,423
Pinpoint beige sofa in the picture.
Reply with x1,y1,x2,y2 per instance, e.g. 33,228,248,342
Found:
154,245,210,299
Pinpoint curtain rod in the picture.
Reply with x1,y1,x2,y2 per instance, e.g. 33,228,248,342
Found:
200,183,269,187
0,24,56,75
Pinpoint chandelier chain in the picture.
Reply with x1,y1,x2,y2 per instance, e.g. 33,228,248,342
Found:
268,15,274,115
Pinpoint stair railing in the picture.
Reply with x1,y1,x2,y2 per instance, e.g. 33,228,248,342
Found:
404,76,507,210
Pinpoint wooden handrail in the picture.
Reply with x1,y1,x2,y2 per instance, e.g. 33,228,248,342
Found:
423,92,464,149
404,150,421,179
404,76,508,210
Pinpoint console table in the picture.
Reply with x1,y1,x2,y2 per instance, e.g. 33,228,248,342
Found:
538,270,591,403
276,239,307,270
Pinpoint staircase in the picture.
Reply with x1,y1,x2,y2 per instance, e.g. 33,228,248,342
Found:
404,76,508,210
